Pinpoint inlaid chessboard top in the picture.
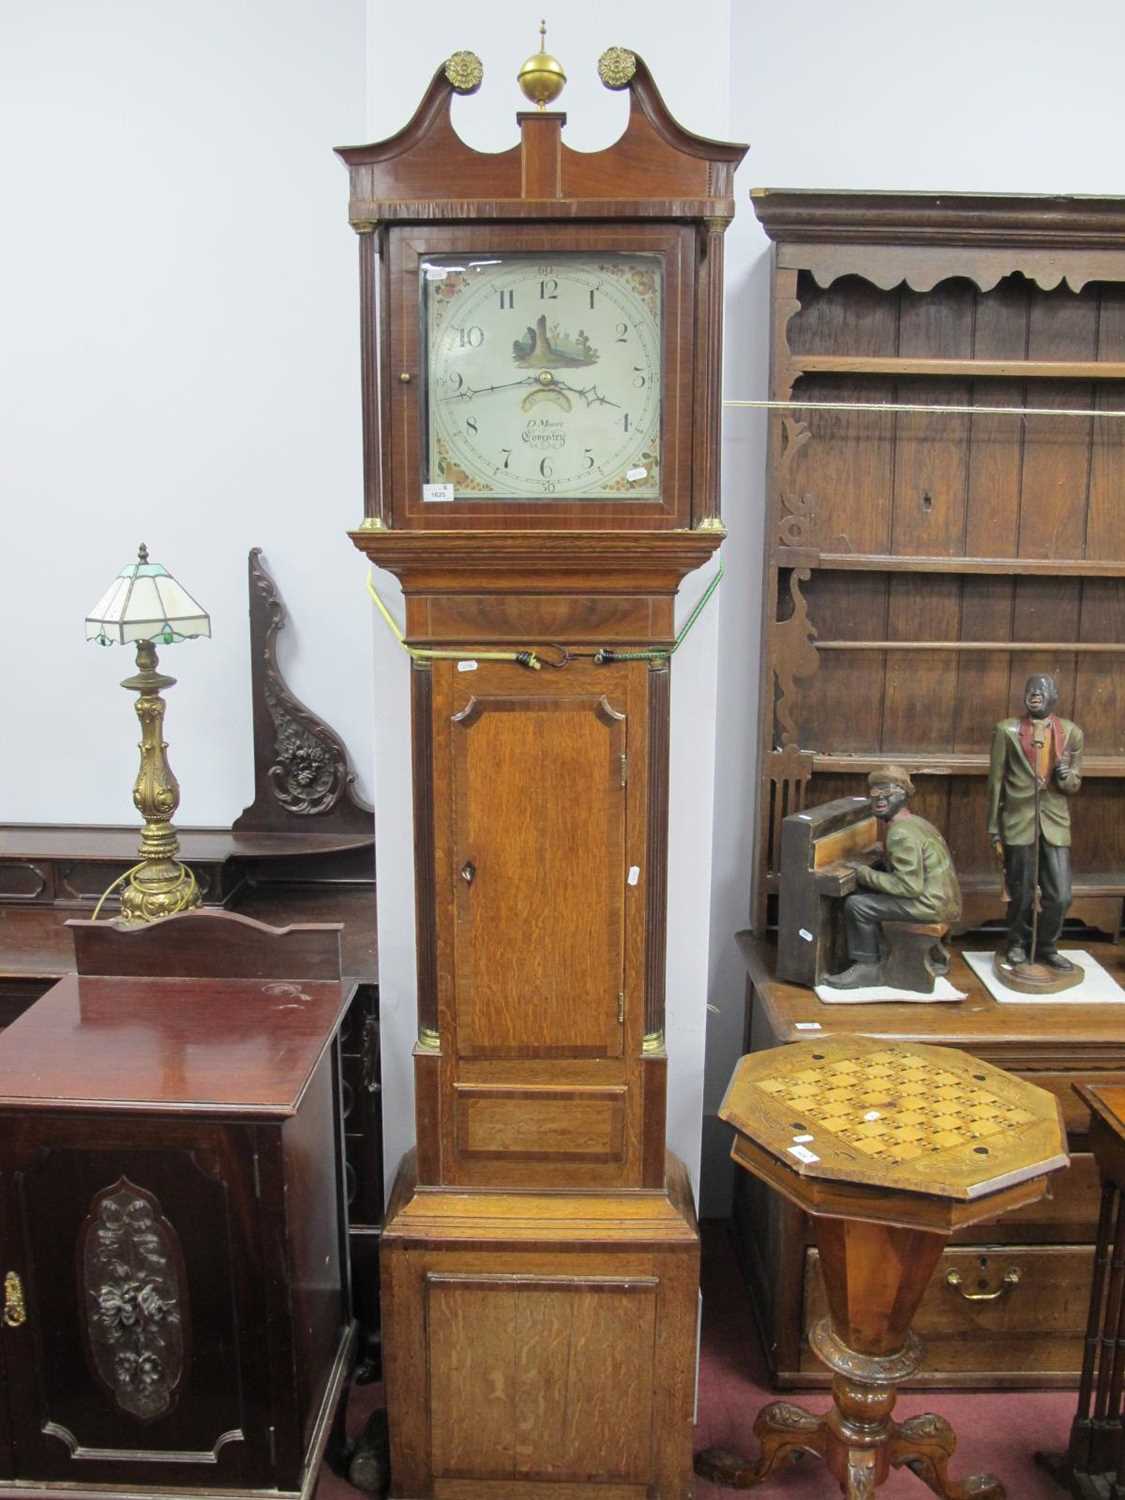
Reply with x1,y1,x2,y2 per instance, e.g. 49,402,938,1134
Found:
721,1035,1067,1201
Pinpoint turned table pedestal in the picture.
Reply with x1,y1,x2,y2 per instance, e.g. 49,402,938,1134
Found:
697,1035,1068,1498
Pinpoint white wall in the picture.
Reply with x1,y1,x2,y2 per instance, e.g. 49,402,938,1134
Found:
366,0,732,1202
0,0,368,825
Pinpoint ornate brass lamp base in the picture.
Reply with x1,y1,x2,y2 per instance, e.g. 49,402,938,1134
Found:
117,639,201,926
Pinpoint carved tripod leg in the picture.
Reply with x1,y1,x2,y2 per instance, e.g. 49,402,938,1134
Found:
889,1413,1005,1500
694,1402,826,1488
844,1449,878,1498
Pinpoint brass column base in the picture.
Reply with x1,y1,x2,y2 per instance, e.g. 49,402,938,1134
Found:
118,862,200,925
115,637,201,927
695,1319,1003,1499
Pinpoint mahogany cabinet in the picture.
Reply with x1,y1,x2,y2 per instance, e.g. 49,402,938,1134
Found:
0,928,354,1500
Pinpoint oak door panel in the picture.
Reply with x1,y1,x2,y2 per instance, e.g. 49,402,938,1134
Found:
454,1086,627,1163
448,678,628,1058
427,1275,656,1483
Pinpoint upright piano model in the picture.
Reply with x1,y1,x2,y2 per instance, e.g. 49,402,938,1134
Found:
777,797,880,987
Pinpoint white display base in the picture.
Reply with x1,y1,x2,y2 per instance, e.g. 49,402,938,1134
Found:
814,976,966,1005
963,949,1125,1005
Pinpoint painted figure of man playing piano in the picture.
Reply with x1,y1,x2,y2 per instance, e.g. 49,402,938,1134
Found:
827,766,962,989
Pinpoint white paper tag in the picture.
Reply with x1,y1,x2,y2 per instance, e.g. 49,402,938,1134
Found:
423,482,454,503
424,266,448,281
787,1144,820,1165
626,465,647,481
799,927,814,943
792,1134,814,1144
794,1021,822,1031
457,660,478,673
627,865,640,886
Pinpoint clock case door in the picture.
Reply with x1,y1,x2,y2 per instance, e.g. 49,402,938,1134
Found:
385,222,696,531
420,658,666,1192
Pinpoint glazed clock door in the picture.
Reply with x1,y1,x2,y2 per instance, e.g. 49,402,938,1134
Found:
440,662,634,1060
422,251,663,502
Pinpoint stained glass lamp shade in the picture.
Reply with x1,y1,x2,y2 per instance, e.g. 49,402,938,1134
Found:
86,544,211,646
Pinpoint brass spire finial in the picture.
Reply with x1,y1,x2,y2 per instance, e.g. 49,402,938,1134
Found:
516,20,566,109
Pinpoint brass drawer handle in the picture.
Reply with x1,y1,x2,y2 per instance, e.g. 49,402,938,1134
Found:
945,1267,1021,1303
3,1271,26,1328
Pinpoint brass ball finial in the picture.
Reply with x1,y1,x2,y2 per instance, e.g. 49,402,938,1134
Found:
517,20,566,110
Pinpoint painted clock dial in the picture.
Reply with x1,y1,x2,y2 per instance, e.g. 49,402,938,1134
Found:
422,252,662,501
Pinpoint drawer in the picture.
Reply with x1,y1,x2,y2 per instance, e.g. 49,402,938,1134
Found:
801,1243,1092,1383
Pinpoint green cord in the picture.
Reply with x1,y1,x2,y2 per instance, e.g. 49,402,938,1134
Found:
595,562,725,662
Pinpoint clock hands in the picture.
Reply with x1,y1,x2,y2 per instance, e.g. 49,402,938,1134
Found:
440,372,622,409
439,376,539,402
555,380,620,409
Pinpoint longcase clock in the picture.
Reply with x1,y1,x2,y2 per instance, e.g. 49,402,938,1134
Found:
338,40,745,1499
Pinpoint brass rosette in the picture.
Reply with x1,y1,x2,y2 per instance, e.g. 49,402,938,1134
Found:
598,46,637,90
444,50,483,95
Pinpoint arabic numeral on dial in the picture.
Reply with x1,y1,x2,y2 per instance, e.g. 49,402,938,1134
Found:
465,416,479,436
583,448,595,470
544,481,557,493
446,370,465,392
539,457,552,479
456,326,484,348
500,449,512,470
615,321,629,343
498,289,514,310
632,366,647,388
539,278,558,300
622,413,631,432
588,286,600,309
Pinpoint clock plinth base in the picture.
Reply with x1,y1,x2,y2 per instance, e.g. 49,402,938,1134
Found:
380,1150,700,1500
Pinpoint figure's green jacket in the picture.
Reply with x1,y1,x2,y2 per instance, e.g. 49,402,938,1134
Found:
854,814,962,922
986,717,1083,848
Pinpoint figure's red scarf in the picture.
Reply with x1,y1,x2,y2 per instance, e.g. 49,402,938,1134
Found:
1017,713,1067,770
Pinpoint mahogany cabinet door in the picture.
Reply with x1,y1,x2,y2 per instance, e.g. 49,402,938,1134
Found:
0,1176,12,1482
437,662,636,1060
0,1114,271,1489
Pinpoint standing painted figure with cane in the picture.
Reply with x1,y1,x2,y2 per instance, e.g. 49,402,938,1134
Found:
987,674,1084,991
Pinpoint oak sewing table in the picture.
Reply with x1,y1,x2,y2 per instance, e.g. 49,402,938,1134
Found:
736,933,1125,1390
698,1034,1068,1498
